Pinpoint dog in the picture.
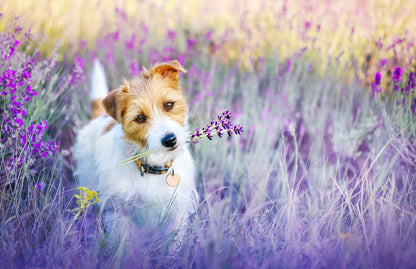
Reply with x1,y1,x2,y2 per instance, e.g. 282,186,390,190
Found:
74,59,198,237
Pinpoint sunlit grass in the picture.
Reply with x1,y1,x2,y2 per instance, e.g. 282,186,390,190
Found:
1,0,415,78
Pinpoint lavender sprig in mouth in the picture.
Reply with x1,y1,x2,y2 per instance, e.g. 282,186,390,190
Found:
118,110,243,167
189,110,244,143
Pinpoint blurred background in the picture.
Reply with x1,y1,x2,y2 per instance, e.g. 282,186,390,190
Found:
1,0,415,80
1,1,416,267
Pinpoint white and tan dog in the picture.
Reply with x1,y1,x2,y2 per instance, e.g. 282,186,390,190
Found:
74,59,198,235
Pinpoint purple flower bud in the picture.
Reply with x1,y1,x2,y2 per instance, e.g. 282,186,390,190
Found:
222,110,231,119
187,39,196,50
195,127,202,137
217,127,223,138
188,110,243,143
375,72,381,86
14,118,24,127
408,72,415,89
226,126,233,136
233,124,243,135
207,133,213,140
393,67,402,82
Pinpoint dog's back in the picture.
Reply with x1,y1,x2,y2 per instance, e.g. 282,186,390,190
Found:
74,59,110,190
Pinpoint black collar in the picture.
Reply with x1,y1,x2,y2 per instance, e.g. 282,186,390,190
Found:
135,159,172,176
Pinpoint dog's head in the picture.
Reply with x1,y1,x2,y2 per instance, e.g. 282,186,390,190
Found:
102,60,188,158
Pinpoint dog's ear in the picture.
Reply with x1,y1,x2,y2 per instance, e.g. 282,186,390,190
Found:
145,60,187,83
102,82,129,122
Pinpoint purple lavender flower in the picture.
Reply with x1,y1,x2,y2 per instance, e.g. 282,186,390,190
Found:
222,110,231,119
129,60,140,77
226,125,233,136
187,39,196,51
205,31,212,41
189,110,243,143
233,124,243,135
375,72,381,86
70,57,84,85
125,33,136,50
285,60,292,73
408,72,415,89
217,126,224,138
167,30,176,43
0,19,60,181
379,59,388,67
393,67,402,82
195,127,202,137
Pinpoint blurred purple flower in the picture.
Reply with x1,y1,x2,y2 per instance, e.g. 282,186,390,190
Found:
106,51,114,64
375,72,381,86
129,59,140,77
393,67,402,82
379,59,388,67
187,39,196,51
371,72,383,93
125,33,136,50
205,31,212,41
70,57,84,85
408,72,415,89
285,60,292,73
108,31,119,42
137,37,147,54
167,30,176,43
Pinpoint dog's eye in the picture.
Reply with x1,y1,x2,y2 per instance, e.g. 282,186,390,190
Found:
135,114,146,123
164,102,174,111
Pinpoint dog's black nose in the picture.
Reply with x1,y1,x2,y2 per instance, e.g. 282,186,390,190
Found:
161,133,177,148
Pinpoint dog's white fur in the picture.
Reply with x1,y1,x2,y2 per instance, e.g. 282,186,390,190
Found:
74,60,198,233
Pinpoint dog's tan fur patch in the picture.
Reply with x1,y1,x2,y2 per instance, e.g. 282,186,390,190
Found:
91,99,106,120
102,60,187,148
102,119,116,134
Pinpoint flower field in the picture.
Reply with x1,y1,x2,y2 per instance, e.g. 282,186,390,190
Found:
0,0,415,268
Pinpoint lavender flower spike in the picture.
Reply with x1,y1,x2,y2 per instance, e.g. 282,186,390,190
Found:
375,72,381,86
393,67,402,82
189,110,243,143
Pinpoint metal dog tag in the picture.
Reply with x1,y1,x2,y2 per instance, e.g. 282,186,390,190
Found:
166,169,180,187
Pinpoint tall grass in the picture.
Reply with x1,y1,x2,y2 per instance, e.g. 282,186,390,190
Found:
0,3,416,268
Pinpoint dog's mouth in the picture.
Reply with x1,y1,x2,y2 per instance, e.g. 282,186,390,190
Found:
167,145,178,151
